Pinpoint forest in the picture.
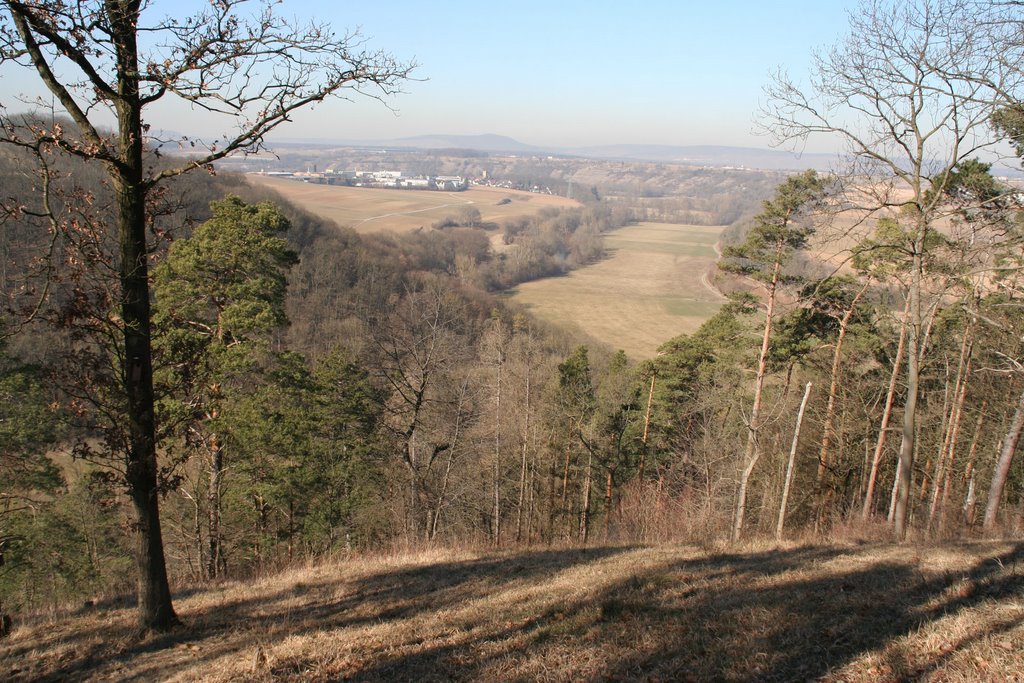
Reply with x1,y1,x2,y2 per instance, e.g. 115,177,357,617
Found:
1,0,1024,653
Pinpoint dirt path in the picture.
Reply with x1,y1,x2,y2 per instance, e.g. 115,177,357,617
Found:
699,239,726,300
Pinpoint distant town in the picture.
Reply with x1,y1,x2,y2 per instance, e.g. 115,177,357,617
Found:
253,168,557,195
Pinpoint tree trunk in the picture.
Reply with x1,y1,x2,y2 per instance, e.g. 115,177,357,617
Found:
546,459,558,543
430,379,467,542
815,286,866,528
190,488,202,581
816,286,866,488
206,434,223,579
862,298,909,520
561,437,573,540
287,498,295,562
893,233,925,540
516,371,530,542
777,382,812,540
580,449,593,544
492,351,502,546
959,405,986,528
111,24,177,626
983,386,1024,532
526,450,537,544
929,334,972,533
920,359,956,506
516,441,528,544
604,470,614,540
431,447,455,542
638,371,656,482
733,254,781,542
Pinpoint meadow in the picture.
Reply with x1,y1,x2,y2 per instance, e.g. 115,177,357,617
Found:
247,176,578,233
5,541,1022,682
509,222,727,359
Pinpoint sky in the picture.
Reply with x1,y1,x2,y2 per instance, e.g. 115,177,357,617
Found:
0,0,856,152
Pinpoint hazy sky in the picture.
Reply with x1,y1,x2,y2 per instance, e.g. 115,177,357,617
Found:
0,1,855,151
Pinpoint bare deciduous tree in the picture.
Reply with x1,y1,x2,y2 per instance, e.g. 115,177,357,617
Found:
0,0,412,631
761,0,1020,539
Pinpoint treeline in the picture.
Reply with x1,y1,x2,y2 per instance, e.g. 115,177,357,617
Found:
5,139,1024,623
0,141,639,614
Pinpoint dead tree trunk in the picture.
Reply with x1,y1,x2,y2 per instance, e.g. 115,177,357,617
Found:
638,370,656,483
983,386,1024,533
777,382,813,540
959,405,986,528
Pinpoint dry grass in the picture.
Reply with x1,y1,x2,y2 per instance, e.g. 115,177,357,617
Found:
247,177,579,233
509,222,726,359
5,541,1023,682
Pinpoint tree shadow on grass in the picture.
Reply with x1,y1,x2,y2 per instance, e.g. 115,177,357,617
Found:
3,546,634,682
346,542,1024,682
5,543,1023,682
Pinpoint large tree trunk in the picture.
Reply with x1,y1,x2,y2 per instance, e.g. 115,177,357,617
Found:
516,441,528,543
110,6,177,626
983,387,1024,532
114,149,177,631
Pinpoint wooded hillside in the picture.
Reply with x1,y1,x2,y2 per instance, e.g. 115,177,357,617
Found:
2,1,1024,663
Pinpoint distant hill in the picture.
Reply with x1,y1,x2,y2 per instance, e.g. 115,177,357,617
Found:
269,133,545,155
388,133,544,154
266,133,841,170
566,143,840,170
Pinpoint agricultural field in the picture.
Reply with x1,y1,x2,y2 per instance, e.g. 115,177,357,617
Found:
247,175,578,233
509,222,727,359
5,541,1023,682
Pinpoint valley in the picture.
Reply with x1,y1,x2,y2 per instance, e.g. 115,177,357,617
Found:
509,221,726,359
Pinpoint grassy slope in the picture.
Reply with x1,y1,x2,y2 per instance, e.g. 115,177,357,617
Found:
4,541,1023,682
247,177,579,233
509,222,727,360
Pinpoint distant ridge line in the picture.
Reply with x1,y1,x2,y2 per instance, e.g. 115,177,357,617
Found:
266,133,841,170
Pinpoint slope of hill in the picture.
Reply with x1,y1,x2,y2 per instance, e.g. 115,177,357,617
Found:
4,541,1022,681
